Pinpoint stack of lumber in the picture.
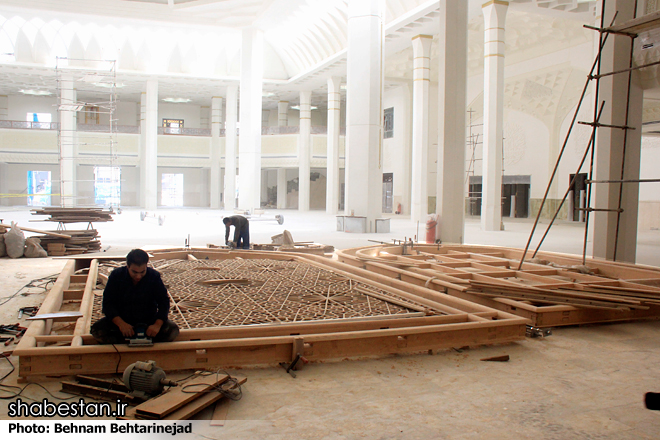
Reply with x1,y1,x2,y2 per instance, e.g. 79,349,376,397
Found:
118,372,246,421
467,280,660,311
39,230,102,256
31,207,115,224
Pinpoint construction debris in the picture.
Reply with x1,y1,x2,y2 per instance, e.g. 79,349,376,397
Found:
39,230,102,255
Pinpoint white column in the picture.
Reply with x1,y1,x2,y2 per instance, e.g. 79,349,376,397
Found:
59,74,77,208
0,95,8,120
140,79,158,210
436,1,468,243
210,96,223,209
481,1,508,231
410,35,432,224
201,106,210,129
278,101,289,126
593,0,643,263
277,168,287,209
224,85,238,211
345,0,383,229
298,90,312,211
326,77,341,214
238,27,263,212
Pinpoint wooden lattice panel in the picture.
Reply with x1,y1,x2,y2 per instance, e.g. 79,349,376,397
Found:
93,258,432,329
337,244,660,327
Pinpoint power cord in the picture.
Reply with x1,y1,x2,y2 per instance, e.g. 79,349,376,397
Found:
180,369,243,401
0,274,58,307
0,355,78,401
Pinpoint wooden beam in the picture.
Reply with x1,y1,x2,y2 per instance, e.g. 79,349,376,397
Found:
0,223,71,239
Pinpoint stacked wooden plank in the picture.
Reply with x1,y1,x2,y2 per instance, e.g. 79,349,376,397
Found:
29,207,112,255
39,230,102,255
118,373,246,421
31,207,115,224
466,280,660,311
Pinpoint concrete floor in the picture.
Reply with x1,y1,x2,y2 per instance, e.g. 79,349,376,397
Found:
0,207,659,438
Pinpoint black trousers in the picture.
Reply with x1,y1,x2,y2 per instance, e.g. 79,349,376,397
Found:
236,228,250,249
90,317,180,344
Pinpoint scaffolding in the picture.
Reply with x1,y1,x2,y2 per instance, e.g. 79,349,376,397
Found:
519,3,660,268
55,58,119,209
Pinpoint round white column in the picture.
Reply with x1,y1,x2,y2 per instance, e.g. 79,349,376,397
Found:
59,74,77,208
210,96,223,209
410,34,432,225
140,78,158,211
326,76,341,214
278,101,289,127
481,0,508,231
238,27,263,213
298,90,312,212
224,85,238,211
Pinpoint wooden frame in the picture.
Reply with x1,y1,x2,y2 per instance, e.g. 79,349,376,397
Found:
14,249,528,381
336,244,660,327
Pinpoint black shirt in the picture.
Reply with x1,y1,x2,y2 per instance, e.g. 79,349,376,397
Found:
102,266,170,326
225,215,249,243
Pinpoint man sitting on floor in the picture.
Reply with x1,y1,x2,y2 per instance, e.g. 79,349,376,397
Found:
91,248,179,344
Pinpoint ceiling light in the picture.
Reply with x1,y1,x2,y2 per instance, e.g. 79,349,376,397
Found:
263,92,276,97
58,104,86,112
162,97,192,103
19,89,52,96
291,105,318,110
95,82,125,89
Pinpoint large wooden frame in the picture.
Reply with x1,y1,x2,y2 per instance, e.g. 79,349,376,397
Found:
336,244,660,327
14,249,528,381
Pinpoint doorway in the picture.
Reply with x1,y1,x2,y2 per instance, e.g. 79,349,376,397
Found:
382,173,393,213
27,171,52,206
162,173,184,206
569,173,588,222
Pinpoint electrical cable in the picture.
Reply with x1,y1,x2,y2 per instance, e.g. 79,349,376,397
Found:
179,369,243,401
0,355,78,401
0,274,58,307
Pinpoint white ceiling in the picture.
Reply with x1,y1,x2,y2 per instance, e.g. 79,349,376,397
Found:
0,0,600,110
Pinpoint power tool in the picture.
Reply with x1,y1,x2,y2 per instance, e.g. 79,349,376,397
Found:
128,324,153,347
122,360,178,399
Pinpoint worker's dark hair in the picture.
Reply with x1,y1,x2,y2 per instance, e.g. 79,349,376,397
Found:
223,217,231,225
126,249,149,267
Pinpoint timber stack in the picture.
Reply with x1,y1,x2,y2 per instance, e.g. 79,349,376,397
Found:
31,207,115,224
30,207,114,256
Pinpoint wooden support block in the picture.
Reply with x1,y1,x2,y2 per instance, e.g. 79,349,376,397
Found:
480,355,510,362
292,337,305,371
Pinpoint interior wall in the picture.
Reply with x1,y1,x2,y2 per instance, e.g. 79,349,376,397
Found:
639,136,660,231
157,166,209,207
158,103,202,129
8,95,58,123
0,163,60,206
382,84,411,215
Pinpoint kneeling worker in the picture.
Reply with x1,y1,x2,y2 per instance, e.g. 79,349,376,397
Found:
223,215,250,249
91,248,179,344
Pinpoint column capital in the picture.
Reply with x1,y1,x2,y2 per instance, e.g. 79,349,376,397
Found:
481,0,508,8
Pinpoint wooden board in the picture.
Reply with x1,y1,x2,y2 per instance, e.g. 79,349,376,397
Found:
135,373,229,419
